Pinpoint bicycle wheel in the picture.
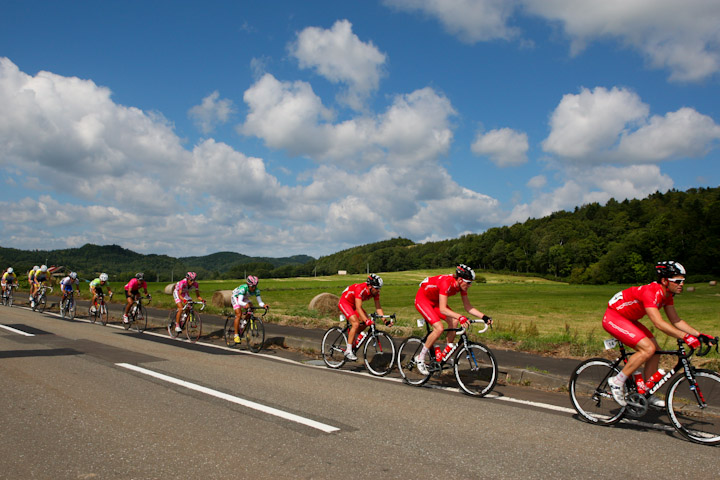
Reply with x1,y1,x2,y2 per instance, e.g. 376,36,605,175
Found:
245,316,265,352
666,369,720,445
60,299,67,319
454,342,498,397
1,292,6,306
321,326,348,369
167,311,179,338
134,305,147,333
397,337,431,386
185,311,201,343
68,298,76,320
363,332,396,376
224,316,238,347
568,358,625,425
7,291,12,307
100,304,108,326
38,294,46,313
89,303,98,323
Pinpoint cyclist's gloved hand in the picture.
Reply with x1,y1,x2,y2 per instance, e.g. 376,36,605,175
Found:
698,333,716,344
365,318,374,326
683,333,701,349
458,315,469,327
481,314,493,325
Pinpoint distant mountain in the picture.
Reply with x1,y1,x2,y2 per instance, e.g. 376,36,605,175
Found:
180,252,314,272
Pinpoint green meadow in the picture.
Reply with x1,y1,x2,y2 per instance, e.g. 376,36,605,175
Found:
88,269,720,359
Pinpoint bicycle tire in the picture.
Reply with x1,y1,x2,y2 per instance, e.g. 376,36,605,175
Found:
100,304,108,326
568,358,625,425
666,369,720,445
397,337,431,386
224,316,238,347
1,292,6,306
167,311,179,338
453,342,498,397
6,291,12,307
38,294,46,313
321,326,348,369
89,303,98,323
363,331,396,376
186,311,201,343
60,299,67,319
134,305,147,333
245,315,264,352
68,298,76,320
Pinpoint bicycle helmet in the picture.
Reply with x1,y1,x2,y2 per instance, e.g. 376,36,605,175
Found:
70,272,77,279
136,272,144,281
186,271,197,281
40,265,48,272
33,265,39,271
6,267,13,274
456,264,476,282
655,261,686,278
99,273,109,282
246,275,259,287
367,273,383,289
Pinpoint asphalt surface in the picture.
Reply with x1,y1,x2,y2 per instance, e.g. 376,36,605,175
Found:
22,293,577,391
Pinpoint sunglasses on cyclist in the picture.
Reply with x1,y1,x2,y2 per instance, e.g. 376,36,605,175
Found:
668,278,685,285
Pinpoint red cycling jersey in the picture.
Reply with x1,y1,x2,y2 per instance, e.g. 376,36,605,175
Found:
338,283,377,319
415,275,465,325
603,282,674,347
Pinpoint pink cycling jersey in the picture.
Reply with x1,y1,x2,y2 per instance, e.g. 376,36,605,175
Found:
124,278,147,293
174,278,199,296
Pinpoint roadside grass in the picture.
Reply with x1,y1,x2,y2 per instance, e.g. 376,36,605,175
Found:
45,270,720,359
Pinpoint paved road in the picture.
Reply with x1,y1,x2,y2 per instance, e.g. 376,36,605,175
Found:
1,305,719,479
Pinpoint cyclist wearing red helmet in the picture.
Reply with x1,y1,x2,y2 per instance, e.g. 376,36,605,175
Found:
338,274,385,361
173,272,205,333
230,275,268,344
604,261,716,407
414,264,492,375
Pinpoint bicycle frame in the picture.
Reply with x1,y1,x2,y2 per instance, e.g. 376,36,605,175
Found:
343,313,395,352
417,317,489,372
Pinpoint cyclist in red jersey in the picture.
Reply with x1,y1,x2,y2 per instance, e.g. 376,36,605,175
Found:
414,264,492,375
604,261,715,407
338,274,385,361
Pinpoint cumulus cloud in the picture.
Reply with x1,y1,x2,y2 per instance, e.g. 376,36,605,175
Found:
383,0,520,43
290,19,386,110
188,91,235,134
471,128,529,167
542,86,720,163
385,0,720,81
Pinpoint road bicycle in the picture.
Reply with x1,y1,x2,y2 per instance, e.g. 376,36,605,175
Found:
397,318,498,396
59,290,77,320
224,305,267,353
89,291,112,326
569,336,720,445
125,295,151,333
1,283,18,307
168,300,204,343
321,313,397,376
31,285,52,313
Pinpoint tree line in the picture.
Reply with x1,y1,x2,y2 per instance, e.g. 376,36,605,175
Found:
2,187,718,284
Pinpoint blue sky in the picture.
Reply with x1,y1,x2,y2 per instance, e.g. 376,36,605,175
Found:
1,0,719,259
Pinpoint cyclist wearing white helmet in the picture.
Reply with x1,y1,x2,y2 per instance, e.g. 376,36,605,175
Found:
30,265,50,307
28,266,40,303
89,273,113,313
172,272,205,333
414,264,492,375
2,267,16,296
123,273,150,324
337,274,386,361
230,275,268,344
59,271,79,303
604,261,716,408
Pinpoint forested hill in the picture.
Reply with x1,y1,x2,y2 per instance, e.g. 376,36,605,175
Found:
311,187,720,284
0,244,314,282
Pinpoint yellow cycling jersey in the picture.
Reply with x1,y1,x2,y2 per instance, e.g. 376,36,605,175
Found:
2,272,16,282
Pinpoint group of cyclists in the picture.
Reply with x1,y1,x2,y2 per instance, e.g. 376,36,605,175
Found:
4,258,717,408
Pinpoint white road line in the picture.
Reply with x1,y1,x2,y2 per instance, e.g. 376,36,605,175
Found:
0,323,35,336
116,363,340,433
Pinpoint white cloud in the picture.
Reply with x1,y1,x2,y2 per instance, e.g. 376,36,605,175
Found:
383,0,520,43
188,91,235,134
471,127,529,167
542,86,720,164
290,19,387,110
527,175,546,189
523,0,720,82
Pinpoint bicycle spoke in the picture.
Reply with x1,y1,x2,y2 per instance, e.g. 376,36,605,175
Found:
454,343,498,396
397,337,430,386
569,358,625,425
667,370,720,445
363,332,396,376
321,327,347,368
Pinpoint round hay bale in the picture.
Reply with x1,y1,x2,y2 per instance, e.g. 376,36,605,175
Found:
309,292,340,315
686,286,696,292
212,290,233,308
710,280,717,286
164,283,176,294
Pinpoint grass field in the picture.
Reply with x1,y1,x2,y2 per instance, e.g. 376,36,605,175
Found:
60,269,720,360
